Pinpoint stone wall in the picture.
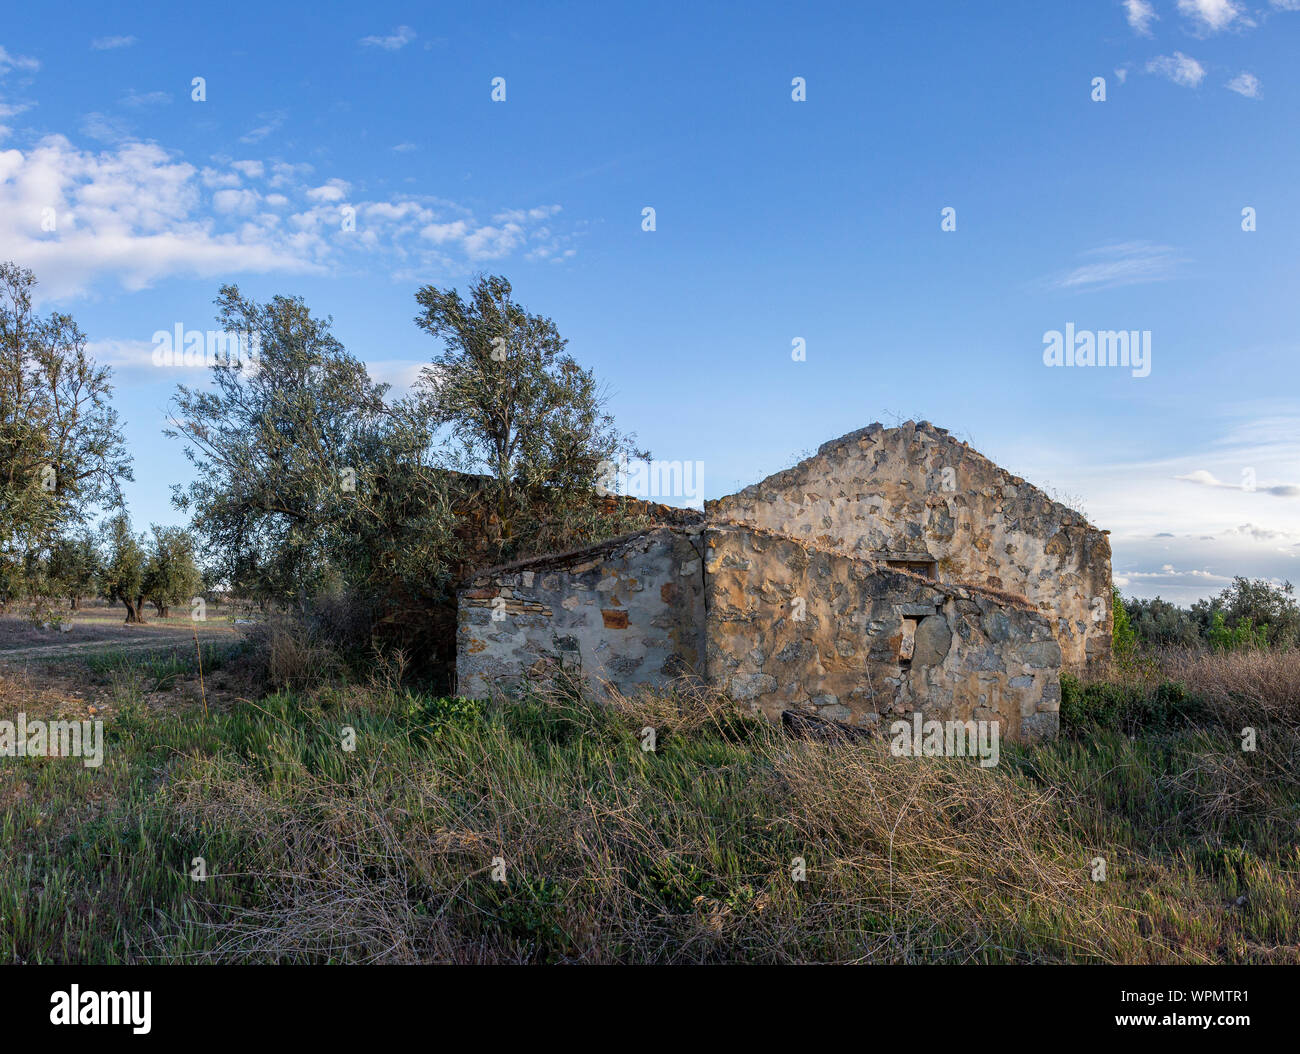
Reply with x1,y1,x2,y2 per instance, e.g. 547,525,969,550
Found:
706,421,1112,677
703,525,1063,741
456,527,706,699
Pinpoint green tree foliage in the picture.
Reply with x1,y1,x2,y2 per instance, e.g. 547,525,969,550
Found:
1206,610,1268,651
100,511,147,624
1121,594,1202,649
142,525,202,618
47,531,101,610
0,262,131,557
1111,585,1135,655
165,276,649,684
1120,577,1298,652
413,273,646,553
1192,577,1299,649
167,285,391,608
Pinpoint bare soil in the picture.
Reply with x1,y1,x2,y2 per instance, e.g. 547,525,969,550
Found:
0,609,237,660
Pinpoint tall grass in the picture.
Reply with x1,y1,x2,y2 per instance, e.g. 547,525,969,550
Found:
1,648,1296,963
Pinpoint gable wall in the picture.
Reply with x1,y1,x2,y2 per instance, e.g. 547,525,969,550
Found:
706,422,1112,677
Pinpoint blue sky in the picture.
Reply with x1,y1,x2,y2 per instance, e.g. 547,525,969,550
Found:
1,0,1297,603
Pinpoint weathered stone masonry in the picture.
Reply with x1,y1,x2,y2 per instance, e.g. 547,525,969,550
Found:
703,524,1062,742
456,421,1111,742
708,421,1112,678
457,527,706,699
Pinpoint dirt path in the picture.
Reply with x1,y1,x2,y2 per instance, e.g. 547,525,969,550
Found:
0,625,238,663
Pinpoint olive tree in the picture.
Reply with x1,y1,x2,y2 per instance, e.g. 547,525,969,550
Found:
142,525,202,618
100,511,147,623
48,530,101,610
0,262,131,555
167,285,390,609
413,273,647,557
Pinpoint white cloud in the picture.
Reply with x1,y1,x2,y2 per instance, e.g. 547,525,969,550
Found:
420,219,468,244
200,167,241,189
0,136,324,297
1226,71,1261,98
1177,0,1248,33
212,188,262,215
360,26,416,50
0,58,576,297
90,35,136,51
1124,0,1158,36
0,134,575,298
1049,241,1185,292
305,178,350,203
0,45,40,75
84,337,160,372
1145,52,1207,87
392,142,417,153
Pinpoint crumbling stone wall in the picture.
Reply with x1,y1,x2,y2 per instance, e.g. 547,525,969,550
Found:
456,527,706,699
707,421,1111,677
704,525,1063,741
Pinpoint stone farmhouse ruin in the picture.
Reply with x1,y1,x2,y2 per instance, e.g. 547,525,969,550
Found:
457,421,1112,742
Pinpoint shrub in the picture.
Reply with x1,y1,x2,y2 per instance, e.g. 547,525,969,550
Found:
1111,585,1135,655
1207,611,1268,652
241,617,346,693
1060,674,1204,736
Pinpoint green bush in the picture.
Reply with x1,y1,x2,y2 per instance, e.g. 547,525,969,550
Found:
1207,610,1268,652
1060,674,1204,736
1111,585,1135,655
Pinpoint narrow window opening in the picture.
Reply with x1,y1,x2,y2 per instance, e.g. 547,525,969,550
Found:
887,559,937,580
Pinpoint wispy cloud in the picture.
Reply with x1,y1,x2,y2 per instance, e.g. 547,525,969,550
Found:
0,45,40,75
1175,469,1299,497
240,110,287,144
121,89,171,107
1048,242,1185,292
79,111,131,142
1146,52,1206,87
360,26,416,51
1226,71,1261,98
1124,0,1158,36
90,35,137,51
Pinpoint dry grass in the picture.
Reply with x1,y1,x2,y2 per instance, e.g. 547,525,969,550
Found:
1159,647,1300,725
4,645,1298,964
